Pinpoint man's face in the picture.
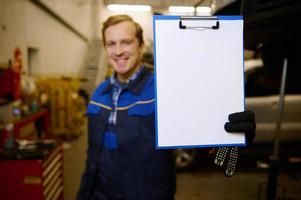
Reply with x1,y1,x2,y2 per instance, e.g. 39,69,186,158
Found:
104,21,144,82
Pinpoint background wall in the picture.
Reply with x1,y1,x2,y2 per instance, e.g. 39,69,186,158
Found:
40,0,98,39
0,0,100,77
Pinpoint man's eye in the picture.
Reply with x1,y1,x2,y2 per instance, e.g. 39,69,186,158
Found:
106,42,115,47
123,40,132,45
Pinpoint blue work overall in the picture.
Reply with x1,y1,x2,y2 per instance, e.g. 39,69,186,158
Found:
77,68,176,200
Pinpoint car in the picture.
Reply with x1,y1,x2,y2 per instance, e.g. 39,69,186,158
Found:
174,57,301,171
245,59,301,145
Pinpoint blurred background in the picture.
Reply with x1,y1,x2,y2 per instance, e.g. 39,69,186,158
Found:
0,0,301,199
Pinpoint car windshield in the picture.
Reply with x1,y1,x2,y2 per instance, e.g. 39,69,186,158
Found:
245,58,301,97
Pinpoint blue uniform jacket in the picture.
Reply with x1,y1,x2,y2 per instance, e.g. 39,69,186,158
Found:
77,69,176,200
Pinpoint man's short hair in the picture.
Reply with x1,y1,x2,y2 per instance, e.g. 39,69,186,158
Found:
102,15,144,46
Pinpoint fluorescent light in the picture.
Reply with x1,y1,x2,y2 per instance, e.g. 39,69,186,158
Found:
168,6,212,15
169,6,195,13
196,6,212,15
107,4,151,12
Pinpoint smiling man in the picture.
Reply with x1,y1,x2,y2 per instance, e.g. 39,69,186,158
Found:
77,15,256,200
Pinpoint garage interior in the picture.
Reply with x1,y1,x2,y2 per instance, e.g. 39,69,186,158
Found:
1,0,301,199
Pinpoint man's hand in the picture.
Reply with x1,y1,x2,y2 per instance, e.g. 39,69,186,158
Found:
224,110,256,146
213,111,256,177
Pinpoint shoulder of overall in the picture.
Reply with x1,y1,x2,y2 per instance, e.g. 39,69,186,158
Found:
88,76,155,112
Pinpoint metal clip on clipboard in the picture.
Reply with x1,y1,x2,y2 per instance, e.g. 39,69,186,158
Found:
179,16,220,30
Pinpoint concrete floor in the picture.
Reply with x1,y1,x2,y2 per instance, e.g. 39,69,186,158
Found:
63,133,301,200
176,170,301,200
63,133,87,200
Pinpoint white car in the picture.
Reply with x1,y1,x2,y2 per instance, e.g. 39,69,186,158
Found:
245,58,301,144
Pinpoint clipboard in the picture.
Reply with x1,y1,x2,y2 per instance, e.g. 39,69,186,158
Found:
153,15,246,149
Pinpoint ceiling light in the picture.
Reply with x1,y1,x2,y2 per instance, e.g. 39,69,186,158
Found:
168,6,212,15
169,6,195,13
107,4,151,12
196,6,212,15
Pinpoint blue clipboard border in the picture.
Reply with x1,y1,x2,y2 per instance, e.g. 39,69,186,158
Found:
153,15,246,149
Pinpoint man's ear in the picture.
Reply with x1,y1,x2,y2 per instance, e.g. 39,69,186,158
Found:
140,43,145,52
139,43,145,58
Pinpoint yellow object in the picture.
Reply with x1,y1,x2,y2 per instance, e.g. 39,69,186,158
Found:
36,77,86,138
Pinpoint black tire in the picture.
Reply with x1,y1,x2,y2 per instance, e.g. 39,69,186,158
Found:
174,148,199,171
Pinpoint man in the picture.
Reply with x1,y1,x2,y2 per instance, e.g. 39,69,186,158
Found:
77,15,255,200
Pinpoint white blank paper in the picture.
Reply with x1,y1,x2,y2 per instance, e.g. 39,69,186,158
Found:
154,16,245,148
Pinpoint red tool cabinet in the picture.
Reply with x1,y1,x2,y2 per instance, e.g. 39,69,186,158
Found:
12,109,51,140
0,141,64,200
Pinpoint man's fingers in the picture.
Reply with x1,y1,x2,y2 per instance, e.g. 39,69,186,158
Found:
224,122,256,133
228,110,255,123
225,122,256,146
